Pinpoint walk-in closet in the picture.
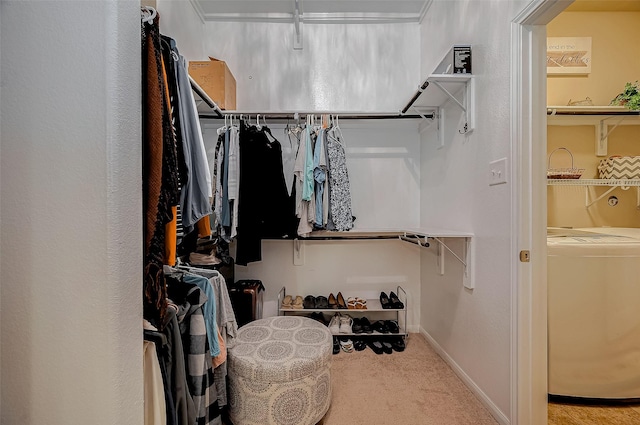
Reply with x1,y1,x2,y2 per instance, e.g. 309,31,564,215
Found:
1,1,599,424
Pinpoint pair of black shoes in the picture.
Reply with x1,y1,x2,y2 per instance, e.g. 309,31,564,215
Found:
367,337,405,354
371,320,399,334
367,340,393,354
351,317,372,334
379,291,404,309
304,295,328,309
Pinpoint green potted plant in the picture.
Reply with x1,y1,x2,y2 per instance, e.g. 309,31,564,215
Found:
610,81,640,110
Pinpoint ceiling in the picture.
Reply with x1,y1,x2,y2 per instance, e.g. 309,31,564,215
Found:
190,0,640,23
192,0,430,23
565,0,640,12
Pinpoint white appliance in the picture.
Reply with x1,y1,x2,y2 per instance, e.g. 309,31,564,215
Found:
548,227,640,399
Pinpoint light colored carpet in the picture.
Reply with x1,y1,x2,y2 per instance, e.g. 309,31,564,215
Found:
318,333,498,425
549,401,640,425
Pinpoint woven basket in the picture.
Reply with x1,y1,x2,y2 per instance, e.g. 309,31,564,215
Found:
547,147,584,179
597,156,640,179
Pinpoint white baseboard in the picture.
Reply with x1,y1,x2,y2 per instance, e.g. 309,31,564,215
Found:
407,324,420,333
419,327,510,425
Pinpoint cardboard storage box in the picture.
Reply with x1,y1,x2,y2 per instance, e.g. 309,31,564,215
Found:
188,57,236,110
598,156,640,179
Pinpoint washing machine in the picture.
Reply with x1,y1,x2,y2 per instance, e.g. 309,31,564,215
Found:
548,227,640,399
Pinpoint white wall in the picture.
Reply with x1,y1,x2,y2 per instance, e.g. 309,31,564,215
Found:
157,0,208,61
0,2,142,424
201,21,420,111
235,239,421,329
418,1,529,422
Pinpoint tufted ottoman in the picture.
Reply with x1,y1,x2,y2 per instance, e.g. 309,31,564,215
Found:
227,316,333,425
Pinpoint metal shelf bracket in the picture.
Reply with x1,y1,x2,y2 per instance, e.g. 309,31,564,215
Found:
596,116,625,157
430,76,475,136
584,183,636,208
432,236,474,289
293,0,303,50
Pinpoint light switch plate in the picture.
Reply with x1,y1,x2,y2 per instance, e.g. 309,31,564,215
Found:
489,158,508,186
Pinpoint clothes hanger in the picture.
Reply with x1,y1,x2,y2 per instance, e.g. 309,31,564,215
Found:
334,115,346,147
217,115,228,135
141,6,156,24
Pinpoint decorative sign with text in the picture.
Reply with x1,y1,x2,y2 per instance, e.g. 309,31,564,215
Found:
547,37,592,75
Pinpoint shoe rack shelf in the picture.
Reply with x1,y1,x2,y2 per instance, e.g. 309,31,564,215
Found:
277,286,408,338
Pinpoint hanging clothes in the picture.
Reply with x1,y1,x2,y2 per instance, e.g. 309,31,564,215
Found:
173,50,213,234
282,125,300,197
235,121,296,265
175,266,237,408
144,340,167,425
213,132,225,237
313,128,328,228
183,272,221,357
166,276,221,425
227,126,240,238
142,13,181,328
165,308,196,425
294,126,313,236
326,126,354,231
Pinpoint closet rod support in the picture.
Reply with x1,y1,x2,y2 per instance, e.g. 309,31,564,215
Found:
431,81,466,112
399,234,429,247
293,0,303,50
431,237,467,267
189,75,223,117
585,185,618,208
429,236,473,289
411,106,435,124
401,80,430,114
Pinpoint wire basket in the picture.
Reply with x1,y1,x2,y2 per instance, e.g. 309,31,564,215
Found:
567,97,593,106
547,147,585,179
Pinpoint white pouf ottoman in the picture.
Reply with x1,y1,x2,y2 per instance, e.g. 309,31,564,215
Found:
228,316,333,425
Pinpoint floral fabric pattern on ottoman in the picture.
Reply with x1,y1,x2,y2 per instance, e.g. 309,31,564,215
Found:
228,316,333,425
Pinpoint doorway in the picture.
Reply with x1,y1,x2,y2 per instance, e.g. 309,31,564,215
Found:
515,1,640,424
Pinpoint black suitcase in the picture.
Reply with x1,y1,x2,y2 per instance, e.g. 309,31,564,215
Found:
229,280,264,327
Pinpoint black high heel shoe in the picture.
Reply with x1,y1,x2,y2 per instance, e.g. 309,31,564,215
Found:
389,291,404,309
328,293,338,309
337,292,347,309
379,292,391,309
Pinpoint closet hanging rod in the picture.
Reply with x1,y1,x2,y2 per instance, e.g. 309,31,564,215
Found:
189,76,223,118
546,109,640,116
399,234,430,248
401,79,430,114
198,113,430,121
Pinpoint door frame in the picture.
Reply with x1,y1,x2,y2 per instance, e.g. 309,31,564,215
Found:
511,1,573,424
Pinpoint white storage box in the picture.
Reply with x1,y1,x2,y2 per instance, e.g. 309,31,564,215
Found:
597,156,640,179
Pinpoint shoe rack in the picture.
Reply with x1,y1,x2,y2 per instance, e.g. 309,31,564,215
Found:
277,286,408,339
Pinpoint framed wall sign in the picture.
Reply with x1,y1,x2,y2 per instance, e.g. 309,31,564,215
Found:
547,37,592,75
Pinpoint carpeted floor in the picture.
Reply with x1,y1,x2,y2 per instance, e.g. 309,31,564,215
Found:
318,333,498,425
548,401,640,424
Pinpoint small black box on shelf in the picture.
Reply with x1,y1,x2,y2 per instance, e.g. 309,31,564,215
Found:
434,45,472,74
453,45,472,74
